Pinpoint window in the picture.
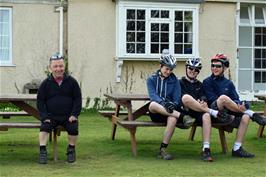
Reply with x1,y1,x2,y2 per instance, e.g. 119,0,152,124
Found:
0,7,12,65
117,1,199,59
238,4,266,92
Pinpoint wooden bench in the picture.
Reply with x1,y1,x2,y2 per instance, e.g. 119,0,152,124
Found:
0,122,64,161
0,111,30,119
99,110,233,154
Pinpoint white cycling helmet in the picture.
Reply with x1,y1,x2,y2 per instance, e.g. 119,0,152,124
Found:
160,49,177,69
186,58,202,70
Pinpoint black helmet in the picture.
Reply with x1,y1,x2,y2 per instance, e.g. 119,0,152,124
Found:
159,49,177,69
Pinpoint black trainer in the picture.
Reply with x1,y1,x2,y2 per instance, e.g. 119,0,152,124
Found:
201,148,213,162
217,109,234,124
251,113,266,126
157,148,173,160
39,149,47,164
67,147,76,163
232,147,255,158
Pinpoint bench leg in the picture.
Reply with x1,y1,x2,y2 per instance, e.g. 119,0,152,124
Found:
257,125,265,138
218,129,228,154
53,129,58,161
111,123,117,140
130,128,137,156
188,125,197,141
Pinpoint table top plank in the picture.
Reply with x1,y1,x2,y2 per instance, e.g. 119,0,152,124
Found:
104,94,149,101
0,94,37,101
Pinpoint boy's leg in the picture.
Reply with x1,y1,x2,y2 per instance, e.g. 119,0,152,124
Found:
201,113,213,162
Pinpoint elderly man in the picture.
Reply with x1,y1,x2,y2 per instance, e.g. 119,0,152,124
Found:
37,53,82,164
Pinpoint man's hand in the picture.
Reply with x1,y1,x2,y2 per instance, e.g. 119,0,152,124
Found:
69,116,77,123
198,99,208,109
238,102,246,112
163,102,176,113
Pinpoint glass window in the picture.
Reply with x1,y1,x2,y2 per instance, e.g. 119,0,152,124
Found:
0,8,12,65
117,2,199,58
239,27,252,46
240,5,250,24
255,6,265,24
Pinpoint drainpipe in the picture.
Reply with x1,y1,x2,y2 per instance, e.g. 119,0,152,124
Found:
55,2,64,55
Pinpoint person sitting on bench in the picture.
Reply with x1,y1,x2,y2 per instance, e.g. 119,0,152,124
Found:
203,53,266,158
146,49,194,160
37,53,82,164
180,58,233,162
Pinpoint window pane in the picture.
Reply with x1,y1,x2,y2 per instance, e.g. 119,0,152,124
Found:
255,72,261,83
127,21,135,31
161,10,169,18
126,32,135,42
240,5,250,24
184,11,192,21
184,33,192,43
127,43,135,53
137,44,145,53
137,10,145,20
175,11,182,21
255,7,264,24
239,48,252,68
151,10,159,18
184,22,192,32
0,10,9,22
151,32,159,42
161,33,169,42
137,21,145,31
175,44,183,54
239,27,252,46
151,44,159,53
127,9,135,19
262,59,266,68
262,72,266,83
161,44,169,52
238,70,252,90
175,33,183,43
161,24,169,32
151,23,159,31
184,44,192,54
255,59,262,68
137,32,145,42
0,36,9,47
255,34,262,46
0,49,9,61
175,22,183,32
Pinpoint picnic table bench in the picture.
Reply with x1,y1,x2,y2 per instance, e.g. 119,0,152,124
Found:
99,93,235,156
0,94,65,161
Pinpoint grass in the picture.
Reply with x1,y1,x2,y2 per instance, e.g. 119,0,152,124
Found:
0,110,266,177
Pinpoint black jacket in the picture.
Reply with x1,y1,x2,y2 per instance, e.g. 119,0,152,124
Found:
179,76,206,101
37,74,82,121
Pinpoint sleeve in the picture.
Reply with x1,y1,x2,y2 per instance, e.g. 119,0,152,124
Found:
172,79,181,106
37,80,49,121
202,78,218,105
71,78,82,118
146,76,164,104
229,81,241,104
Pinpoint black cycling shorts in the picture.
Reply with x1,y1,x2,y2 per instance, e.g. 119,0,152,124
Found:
40,119,78,136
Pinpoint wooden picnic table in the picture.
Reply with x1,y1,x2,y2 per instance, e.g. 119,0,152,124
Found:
254,94,266,137
104,93,150,156
0,94,39,120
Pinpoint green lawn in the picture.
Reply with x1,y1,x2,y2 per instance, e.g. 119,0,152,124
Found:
0,110,265,177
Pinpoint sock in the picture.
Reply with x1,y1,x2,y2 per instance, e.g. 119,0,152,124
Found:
202,142,210,151
233,142,242,151
68,144,75,149
209,109,218,118
244,110,254,117
160,143,168,150
40,145,46,151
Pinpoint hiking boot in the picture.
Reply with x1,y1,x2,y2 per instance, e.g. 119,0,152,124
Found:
232,147,255,158
183,115,195,127
157,148,173,160
201,148,213,162
251,113,266,126
67,147,76,163
39,149,47,164
217,109,234,124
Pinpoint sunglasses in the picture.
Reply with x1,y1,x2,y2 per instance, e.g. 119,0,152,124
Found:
211,64,223,68
50,53,64,61
188,66,200,73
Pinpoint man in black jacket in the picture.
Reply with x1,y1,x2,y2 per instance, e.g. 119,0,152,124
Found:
37,53,82,164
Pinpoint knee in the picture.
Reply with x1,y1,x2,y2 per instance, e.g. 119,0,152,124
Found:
241,114,250,125
168,116,177,125
40,122,52,133
202,113,211,123
66,122,79,136
217,95,230,103
149,101,159,112
182,94,193,105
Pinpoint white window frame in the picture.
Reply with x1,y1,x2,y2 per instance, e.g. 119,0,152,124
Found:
0,7,12,66
116,1,199,60
237,3,266,96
